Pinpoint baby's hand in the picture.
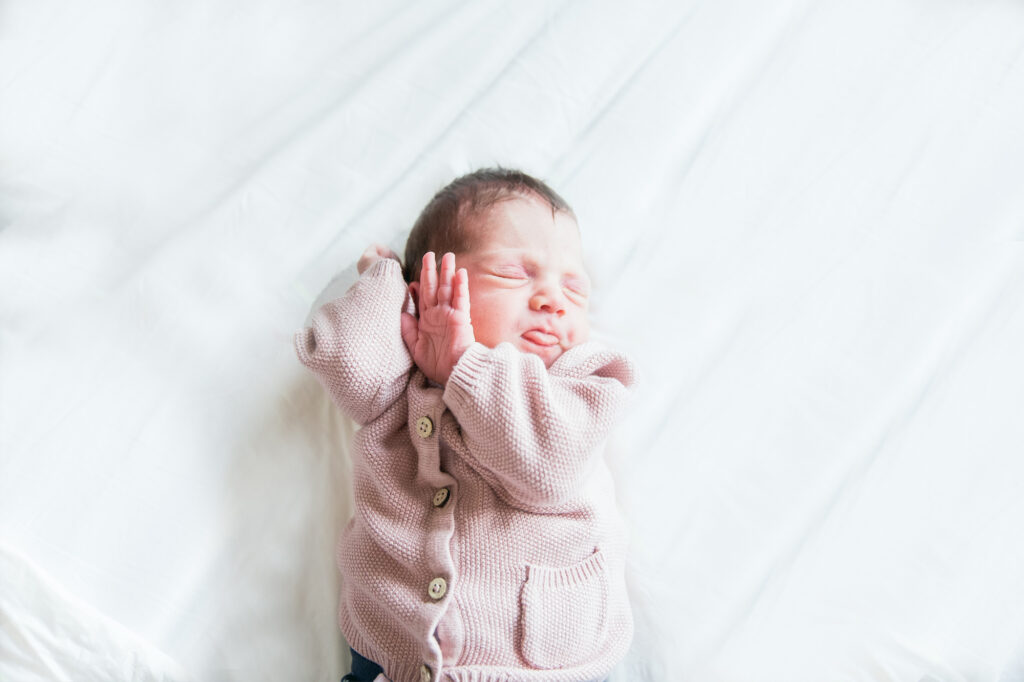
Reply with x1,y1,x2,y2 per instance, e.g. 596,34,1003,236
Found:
401,252,475,385
357,243,399,275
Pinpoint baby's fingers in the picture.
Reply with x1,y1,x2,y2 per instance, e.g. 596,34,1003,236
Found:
451,267,470,316
436,252,456,306
357,243,387,274
420,252,438,308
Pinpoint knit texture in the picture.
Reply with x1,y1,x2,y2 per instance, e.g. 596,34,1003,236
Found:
295,259,636,682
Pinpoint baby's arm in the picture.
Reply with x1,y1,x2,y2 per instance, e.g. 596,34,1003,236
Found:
294,245,412,425
442,342,635,510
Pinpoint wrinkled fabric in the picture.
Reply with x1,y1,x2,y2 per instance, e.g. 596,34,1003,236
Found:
2,1,1024,681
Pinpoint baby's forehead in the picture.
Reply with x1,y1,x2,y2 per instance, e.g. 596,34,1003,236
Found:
463,195,579,244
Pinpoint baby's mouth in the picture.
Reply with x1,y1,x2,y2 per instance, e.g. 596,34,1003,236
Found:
522,329,560,347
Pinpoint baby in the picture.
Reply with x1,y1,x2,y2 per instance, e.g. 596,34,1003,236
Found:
296,168,635,682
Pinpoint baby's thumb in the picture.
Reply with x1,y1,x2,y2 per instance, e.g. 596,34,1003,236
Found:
400,312,418,354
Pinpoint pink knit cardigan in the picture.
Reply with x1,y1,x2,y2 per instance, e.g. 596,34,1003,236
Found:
295,259,636,682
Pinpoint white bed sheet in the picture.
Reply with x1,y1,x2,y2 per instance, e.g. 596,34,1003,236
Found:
2,1,1024,680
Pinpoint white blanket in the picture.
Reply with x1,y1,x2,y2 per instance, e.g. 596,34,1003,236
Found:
2,1,1023,680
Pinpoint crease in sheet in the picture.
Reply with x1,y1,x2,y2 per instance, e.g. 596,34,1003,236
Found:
0,543,191,682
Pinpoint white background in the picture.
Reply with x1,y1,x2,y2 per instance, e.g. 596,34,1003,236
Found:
2,1,1024,680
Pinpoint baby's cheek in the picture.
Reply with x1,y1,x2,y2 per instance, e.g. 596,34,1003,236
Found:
570,315,591,345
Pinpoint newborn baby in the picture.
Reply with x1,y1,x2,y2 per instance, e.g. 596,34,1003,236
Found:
297,168,635,682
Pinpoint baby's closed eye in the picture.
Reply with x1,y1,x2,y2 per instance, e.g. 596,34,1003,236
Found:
490,265,529,279
563,278,591,298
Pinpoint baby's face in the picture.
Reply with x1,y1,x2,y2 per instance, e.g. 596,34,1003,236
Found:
456,194,590,367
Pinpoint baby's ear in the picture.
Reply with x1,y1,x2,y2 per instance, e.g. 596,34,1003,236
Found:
407,281,420,316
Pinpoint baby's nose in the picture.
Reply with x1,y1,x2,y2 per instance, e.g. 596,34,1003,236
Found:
530,292,566,316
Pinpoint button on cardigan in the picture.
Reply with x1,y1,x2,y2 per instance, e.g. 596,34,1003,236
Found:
295,258,636,682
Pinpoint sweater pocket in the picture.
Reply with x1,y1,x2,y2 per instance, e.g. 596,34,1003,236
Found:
519,548,609,669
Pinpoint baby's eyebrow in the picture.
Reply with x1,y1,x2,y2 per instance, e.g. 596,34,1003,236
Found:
477,252,539,271
475,248,529,259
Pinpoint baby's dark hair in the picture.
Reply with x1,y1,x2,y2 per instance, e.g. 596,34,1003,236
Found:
403,167,575,283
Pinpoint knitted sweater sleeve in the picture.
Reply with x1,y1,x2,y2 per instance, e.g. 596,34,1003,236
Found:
294,258,412,425
442,341,635,509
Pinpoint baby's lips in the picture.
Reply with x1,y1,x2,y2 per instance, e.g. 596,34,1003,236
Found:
522,329,559,346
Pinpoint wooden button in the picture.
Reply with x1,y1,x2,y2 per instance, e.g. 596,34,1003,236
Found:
428,577,447,600
432,487,450,508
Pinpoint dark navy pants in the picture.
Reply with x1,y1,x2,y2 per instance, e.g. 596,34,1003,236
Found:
341,648,384,682
342,647,608,682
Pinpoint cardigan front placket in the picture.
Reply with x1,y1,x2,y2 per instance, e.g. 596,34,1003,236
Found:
407,374,462,676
